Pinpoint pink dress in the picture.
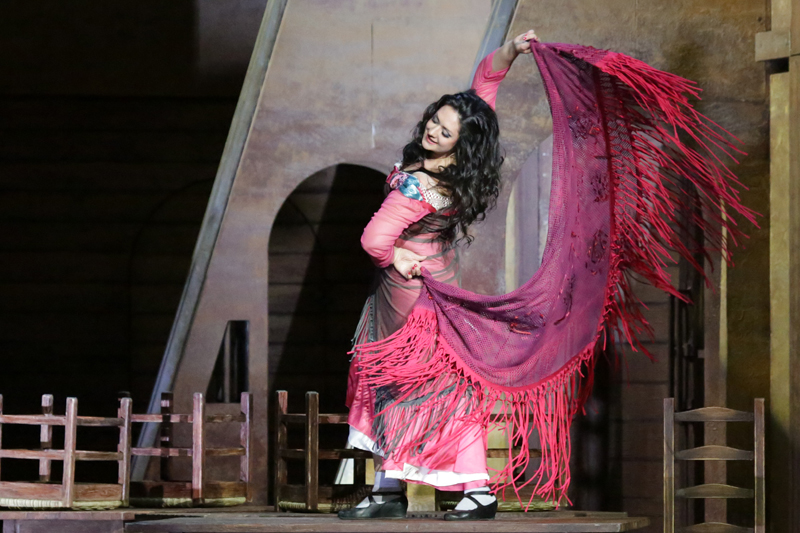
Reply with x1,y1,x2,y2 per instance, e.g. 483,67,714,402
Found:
346,51,508,490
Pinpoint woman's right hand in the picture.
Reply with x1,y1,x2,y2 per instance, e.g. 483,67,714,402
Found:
392,247,426,280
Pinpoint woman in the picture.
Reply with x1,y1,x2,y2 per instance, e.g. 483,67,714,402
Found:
340,30,538,521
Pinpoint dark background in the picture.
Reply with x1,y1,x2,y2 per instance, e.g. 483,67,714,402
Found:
0,0,266,464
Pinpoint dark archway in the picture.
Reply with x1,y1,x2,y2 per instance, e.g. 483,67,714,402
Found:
267,163,385,492
268,164,385,413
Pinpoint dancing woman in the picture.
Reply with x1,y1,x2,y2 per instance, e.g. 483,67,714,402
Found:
339,30,539,522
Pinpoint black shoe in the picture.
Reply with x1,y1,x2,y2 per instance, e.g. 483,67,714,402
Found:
443,493,498,521
338,492,408,520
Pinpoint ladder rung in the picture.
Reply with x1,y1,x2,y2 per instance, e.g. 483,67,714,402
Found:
678,522,753,533
676,484,753,499
675,445,753,461
674,407,753,422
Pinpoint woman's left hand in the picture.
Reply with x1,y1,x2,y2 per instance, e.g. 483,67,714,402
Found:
512,30,539,55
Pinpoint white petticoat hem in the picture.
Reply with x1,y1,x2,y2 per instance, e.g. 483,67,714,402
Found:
347,427,489,487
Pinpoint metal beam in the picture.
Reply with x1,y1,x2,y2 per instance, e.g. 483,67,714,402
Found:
469,0,519,85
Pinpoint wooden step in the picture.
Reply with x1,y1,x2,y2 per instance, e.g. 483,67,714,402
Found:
675,445,753,461
676,484,753,499
674,407,753,422
678,522,753,533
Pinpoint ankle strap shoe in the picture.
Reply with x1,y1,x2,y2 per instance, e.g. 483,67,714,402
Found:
443,493,497,521
338,492,408,520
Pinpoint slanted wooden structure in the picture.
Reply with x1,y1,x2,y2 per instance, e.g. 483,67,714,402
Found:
663,398,765,533
130,392,253,507
0,395,132,510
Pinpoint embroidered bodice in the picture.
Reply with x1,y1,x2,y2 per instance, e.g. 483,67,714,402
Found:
387,166,452,211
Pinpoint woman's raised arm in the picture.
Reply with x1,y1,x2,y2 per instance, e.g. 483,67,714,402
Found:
471,30,538,110
492,30,538,72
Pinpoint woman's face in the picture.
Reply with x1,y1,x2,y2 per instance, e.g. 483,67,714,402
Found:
421,105,460,155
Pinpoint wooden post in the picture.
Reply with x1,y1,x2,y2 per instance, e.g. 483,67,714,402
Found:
354,456,366,486
192,393,206,505
0,394,3,481
305,391,319,512
160,392,173,480
62,398,78,508
118,397,133,507
274,390,288,511
754,398,765,533
39,394,54,482
664,398,675,533
240,392,253,502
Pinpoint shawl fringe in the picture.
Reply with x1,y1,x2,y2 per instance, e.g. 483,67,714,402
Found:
351,45,756,508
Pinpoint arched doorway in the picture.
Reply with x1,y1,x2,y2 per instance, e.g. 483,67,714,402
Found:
268,164,385,414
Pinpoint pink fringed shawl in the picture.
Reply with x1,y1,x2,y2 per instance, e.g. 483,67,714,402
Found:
351,43,756,506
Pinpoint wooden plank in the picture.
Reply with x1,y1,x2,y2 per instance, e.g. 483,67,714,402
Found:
192,393,206,505
0,414,67,425
240,392,253,502
75,451,123,461
160,392,174,481
62,397,78,508
679,522,753,533
205,448,246,457
132,414,192,424
0,509,137,521
206,414,246,424
133,481,247,502
73,483,123,502
305,392,319,512
274,391,288,511
675,484,754,499
130,480,192,501
674,407,753,423
0,507,278,521
767,68,793,533
118,397,132,507
125,515,651,533
354,456,366,486
0,481,63,500
201,481,247,501
664,398,675,533
40,394,54,482
754,30,790,62
0,449,64,460
674,446,753,461
77,416,123,427
132,447,192,458
136,0,291,484
789,53,800,533
753,399,765,533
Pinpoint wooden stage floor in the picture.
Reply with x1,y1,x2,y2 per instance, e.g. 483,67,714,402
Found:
0,508,650,533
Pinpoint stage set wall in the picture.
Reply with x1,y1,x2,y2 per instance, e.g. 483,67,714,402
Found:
0,0,784,531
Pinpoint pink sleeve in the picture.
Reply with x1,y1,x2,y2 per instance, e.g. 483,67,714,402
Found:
361,190,432,268
470,49,510,110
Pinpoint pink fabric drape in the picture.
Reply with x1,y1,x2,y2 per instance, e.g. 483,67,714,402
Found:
345,50,510,491
351,42,757,507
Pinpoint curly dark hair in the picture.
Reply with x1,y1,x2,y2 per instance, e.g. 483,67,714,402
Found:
401,89,504,246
